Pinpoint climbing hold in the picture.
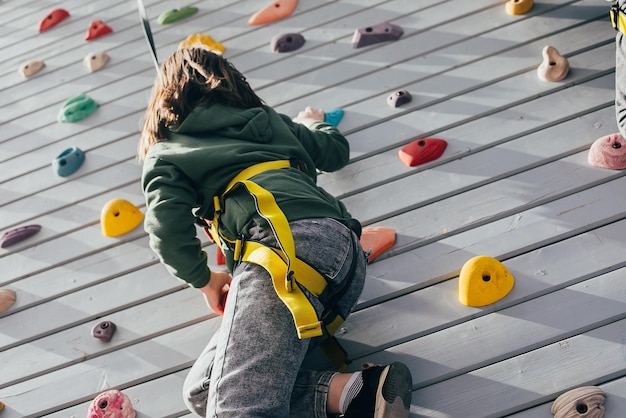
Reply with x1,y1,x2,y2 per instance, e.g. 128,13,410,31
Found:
87,390,136,418
324,108,345,127
179,33,225,55
351,22,403,49
216,246,226,265
588,132,626,170
83,51,110,72
85,20,113,41
0,288,16,314
100,199,144,237
92,320,117,342
0,401,4,411
1,224,41,248
58,94,99,123
52,146,85,177
458,256,514,307
271,32,305,53
551,386,605,418
359,227,396,263
537,46,569,82
505,0,533,15
399,138,447,167
39,8,70,32
157,6,198,24
248,0,298,25
387,90,412,108
18,60,45,79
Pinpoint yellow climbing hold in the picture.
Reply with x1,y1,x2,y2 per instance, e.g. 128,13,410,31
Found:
505,0,533,15
179,33,225,55
100,199,144,237
458,256,514,307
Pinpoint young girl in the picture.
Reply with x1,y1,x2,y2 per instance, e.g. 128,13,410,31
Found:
139,48,412,418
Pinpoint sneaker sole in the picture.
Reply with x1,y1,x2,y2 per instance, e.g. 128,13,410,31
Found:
374,362,413,418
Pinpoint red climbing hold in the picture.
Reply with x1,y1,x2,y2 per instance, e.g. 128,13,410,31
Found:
85,20,113,41
39,8,70,32
399,138,447,167
248,0,298,25
360,227,396,263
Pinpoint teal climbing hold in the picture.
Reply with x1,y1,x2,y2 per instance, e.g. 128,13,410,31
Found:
158,6,198,24
324,109,344,127
52,146,85,177
57,94,99,123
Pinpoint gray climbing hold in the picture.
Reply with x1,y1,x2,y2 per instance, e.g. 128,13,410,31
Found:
271,32,305,53
352,22,403,48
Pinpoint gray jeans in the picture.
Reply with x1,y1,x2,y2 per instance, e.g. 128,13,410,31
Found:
183,218,367,417
616,0,626,135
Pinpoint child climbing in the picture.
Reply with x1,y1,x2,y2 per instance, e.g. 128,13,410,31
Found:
614,0,626,136
587,1,626,170
138,48,412,417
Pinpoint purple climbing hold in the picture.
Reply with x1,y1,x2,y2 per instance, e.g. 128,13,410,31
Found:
1,225,41,248
92,320,117,342
352,22,403,48
271,32,305,53
387,90,412,108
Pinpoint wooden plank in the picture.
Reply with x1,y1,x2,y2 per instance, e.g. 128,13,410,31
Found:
358,266,626,390
0,320,219,418
508,374,626,417
339,217,626,359
410,317,626,417
0,287,211,388
41,370,191,418
252,0,581,105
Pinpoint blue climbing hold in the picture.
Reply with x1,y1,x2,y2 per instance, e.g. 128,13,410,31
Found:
58,94,99,123
324,109,344,127
52,146,85,177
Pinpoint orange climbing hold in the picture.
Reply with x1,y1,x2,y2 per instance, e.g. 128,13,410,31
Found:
359,227,396,263
248,0,298,25
100,199,144,237
39,8,70,32
85,20,113,41
399,138,447,167
0,288,16,314
458,256,514,307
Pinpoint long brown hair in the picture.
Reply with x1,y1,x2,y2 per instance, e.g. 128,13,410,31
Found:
138,48,264,159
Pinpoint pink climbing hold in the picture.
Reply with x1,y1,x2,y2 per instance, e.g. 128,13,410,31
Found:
39,8,70,32
85,20,113,41
399,138,447,167
588,132,626,170
87,390,136,418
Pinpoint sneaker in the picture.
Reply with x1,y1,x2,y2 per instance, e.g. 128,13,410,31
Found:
343,362,412,418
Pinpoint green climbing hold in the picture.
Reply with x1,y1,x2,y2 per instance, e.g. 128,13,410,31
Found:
57,94,99,123
158,6,198,24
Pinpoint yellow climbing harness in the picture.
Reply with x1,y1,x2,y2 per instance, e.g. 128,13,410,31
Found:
611,2,626,33
206,159,352,371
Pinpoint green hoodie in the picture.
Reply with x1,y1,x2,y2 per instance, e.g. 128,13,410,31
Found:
142,104,357,288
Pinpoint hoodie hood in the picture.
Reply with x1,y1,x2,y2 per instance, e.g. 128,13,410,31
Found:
172,104,273,144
